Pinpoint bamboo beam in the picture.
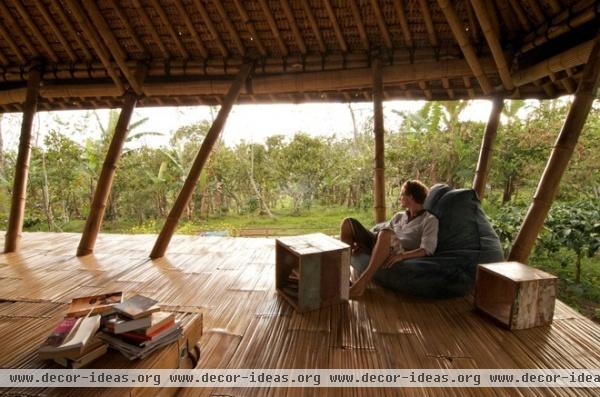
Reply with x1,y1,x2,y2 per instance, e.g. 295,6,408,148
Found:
148,0,189,59
323,0,348,53
523,0,546,25
437,0,493,95
463,76,475,97
0,47,7,65
50,0,93,61
519,5,597,54
299,0,325,53
0,58,500,105
0,21,26,64
150,64,253,259
470,0,514,91
473,97,503,199
509,35,600,264
76,92,139,256
132,0,170,59
465,1,480,43
370,0,393,49
418,81,432,100
193,0,228,57
349,0,369,50
0,1,38,57
372,58,385,223
513,39,594,87
83,0,144,95
418,0,439,48
112,1,148,56
258,0,288,56
508,0,531,31
4,63,42,253
441,77,454,98
393,0,413,48
33,0,77,62
214,0,245,56
63,0,125,94
495,1,519,37
280,0,306,54
484,0,500,37
232,0,267,56
12,0,59,63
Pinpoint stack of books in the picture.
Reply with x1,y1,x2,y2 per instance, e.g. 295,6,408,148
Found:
98,294,181,360
38,291,123,368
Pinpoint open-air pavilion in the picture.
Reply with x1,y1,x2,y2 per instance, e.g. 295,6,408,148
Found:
0,0,599,396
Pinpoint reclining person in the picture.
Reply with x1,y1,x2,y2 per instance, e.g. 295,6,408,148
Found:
340,180,438,297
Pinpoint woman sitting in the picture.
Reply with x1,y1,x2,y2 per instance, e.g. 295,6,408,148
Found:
340,180,438,297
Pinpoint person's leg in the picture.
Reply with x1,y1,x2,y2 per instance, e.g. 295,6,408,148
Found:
349,229,393,297
340,218,376,255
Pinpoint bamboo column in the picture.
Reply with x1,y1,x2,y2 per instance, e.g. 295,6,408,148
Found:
4,63,42,253
372,58,386,223
150,63,252,258
76,92,138,256
509,35,600,264
472,97,503,199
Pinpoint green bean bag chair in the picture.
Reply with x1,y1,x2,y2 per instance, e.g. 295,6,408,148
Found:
351,184,504,298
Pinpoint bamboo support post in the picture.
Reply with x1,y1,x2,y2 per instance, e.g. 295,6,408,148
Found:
509,35,600,264
150,64,253,258
470,0,514,91
473,97,503,199
76,92,139,256
4,63,42,253
372,58,386,223
437,0,493,95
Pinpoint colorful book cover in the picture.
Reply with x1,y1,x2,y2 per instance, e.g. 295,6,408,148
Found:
66,292,123,317
114,295,159,319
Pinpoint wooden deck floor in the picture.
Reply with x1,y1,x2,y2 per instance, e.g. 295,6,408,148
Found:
0,232,599,397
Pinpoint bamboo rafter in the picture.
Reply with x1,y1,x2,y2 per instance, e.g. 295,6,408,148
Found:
300,0,326,53
418,0,439,48
465,1,480,43
50,0,93,61
132,0,170,59
83,0,144,95
148,0,189,60
12,0,58,63
232,0,267,56
323,0,348,53
470,0,515,91
32,0,77,62
0,1,38,57
193,0,228,57
393,0,413,48
63,0,125,94
0,46,7,65
258,0,288,56
0,22,26,64
280,0,306,54
508,0,531,31
111,1,149,57
349,0,369,50
214,0,246,56
437,0,493,95
370,0,393,50
441,77,454,99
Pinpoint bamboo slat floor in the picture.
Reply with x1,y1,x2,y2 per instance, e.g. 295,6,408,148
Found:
0,232,599,397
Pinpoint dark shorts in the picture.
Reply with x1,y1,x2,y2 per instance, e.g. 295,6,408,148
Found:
344,218,377,254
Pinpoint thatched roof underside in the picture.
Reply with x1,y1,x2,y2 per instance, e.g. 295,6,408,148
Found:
0,0,598,111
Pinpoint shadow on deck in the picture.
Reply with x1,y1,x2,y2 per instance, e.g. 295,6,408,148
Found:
0,232,598,397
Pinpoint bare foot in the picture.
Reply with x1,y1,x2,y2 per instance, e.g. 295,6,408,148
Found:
349,282,365,299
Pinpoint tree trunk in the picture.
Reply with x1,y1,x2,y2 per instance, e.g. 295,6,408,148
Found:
249,145,274,218
502,175,514,203
0,113,4,178
575,254,582,284
41,151,56,231
347,103,359,144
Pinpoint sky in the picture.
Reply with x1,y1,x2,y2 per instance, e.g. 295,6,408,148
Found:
0,100,497,150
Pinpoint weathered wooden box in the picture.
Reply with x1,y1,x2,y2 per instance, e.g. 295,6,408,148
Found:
475,262,557,330
275,233,350,312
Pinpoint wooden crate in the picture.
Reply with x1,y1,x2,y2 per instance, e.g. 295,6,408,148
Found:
275,233,350,312
475,262,557,330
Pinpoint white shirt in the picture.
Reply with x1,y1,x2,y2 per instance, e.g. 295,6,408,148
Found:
386,210,439,255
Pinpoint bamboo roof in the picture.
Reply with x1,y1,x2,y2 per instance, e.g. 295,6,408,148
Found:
0,232,599,397
0,0,598,111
